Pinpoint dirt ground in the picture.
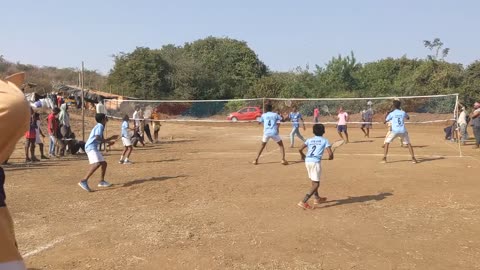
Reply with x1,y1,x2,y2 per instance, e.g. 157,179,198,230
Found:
3,118,480,270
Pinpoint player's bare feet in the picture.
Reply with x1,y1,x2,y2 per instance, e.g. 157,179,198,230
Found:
313,197,327,205
381,157,387,163
412,158,418,164
281,160,289,165
252,160,258,165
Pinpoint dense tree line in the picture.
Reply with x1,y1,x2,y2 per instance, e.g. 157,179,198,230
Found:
2,37,480,105
107,37,480,105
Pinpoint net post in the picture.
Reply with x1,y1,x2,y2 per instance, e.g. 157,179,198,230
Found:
81,62,85,142
454,94,463,157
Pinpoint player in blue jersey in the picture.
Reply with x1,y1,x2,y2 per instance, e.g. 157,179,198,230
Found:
382,100,417,164
298,124,334,209
287,106,306,148
253,104,288,165
78,113,118,192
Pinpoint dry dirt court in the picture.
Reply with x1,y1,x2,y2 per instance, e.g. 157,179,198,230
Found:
3,121,480,270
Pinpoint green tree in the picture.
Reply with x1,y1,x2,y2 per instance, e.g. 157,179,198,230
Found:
461,61,480,105
424,38,450,61
312,51,361,97
108,47,172,99
182,36,267,99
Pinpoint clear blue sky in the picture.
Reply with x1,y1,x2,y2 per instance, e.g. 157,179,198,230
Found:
2,0,479,74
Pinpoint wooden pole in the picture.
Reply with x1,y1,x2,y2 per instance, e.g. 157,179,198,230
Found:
81,62,85,141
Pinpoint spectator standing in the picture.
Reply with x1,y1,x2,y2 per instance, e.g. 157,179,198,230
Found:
471,102,480,149
457,104,468,145
47,108,61,157
313,107,320,123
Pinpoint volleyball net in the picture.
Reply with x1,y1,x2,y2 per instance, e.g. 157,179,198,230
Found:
104,94,459,124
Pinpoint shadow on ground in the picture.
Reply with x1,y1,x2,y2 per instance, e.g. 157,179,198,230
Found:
317,192,393,209
122,175,188,187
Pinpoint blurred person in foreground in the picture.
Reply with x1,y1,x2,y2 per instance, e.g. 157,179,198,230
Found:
0,72,30,270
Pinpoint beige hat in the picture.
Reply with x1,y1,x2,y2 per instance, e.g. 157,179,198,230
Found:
0,73,30,163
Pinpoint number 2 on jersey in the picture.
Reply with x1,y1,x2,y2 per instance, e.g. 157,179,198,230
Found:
308,145,317,157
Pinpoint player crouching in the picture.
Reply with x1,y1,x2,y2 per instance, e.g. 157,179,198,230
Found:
252,104,288,165
298,124,334,210
382,100,418,164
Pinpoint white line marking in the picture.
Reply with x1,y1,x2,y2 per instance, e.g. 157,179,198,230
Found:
188,151,468,159
22,228,93,258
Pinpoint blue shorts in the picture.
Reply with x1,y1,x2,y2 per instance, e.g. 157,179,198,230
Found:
337,125,347,133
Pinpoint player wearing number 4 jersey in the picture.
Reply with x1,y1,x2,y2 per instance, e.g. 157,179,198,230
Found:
297,124,334,210
253,104,288,165
382,100,417,164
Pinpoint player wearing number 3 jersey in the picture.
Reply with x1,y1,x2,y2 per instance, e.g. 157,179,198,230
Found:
253,104,288,165
382,100,417,164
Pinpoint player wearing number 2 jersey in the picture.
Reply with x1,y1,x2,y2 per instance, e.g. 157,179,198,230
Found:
382,100,417,164
253,104,288,165
297,124,333,210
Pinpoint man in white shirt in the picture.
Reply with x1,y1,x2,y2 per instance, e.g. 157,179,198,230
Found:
457,104,468,145
96,98,107,115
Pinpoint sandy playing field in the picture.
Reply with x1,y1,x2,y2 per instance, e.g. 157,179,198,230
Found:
3,119,480,270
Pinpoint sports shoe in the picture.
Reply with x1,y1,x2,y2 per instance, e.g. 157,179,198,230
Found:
118,160,124,164
297,201,313,210
123,160,133,165
313,197,327,205
78,180,92,192
41,155,49,160
98,180,112,187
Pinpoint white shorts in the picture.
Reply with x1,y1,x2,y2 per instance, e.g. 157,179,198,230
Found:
35,133,42,144
86,150,105,164
262,134,282,143
122,137,132,147
385,132,410,144
305,162,321,182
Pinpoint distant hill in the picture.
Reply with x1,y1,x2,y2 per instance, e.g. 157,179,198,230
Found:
0,55,106,93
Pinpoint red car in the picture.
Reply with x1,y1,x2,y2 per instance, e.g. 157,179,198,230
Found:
227,107,263,122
